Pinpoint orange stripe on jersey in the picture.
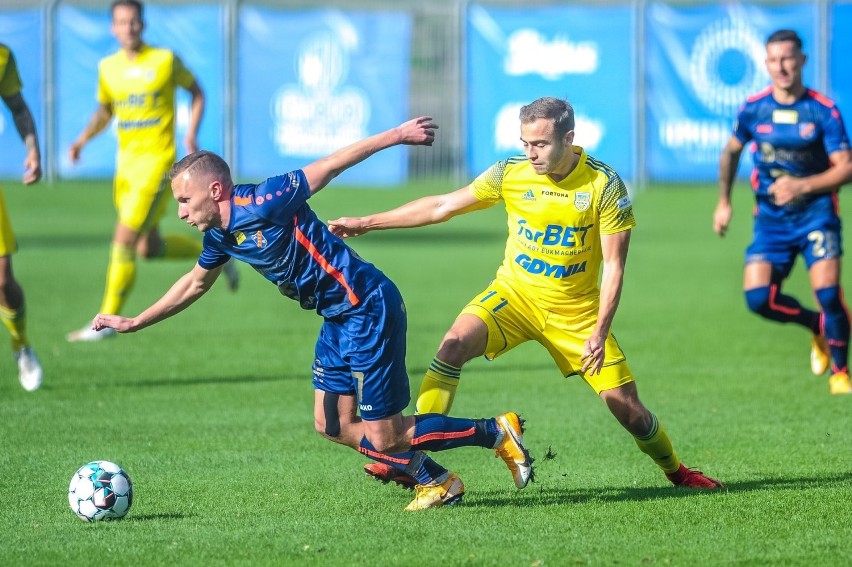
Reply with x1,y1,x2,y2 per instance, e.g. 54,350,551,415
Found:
412,426,475,446
234,195,252,207
808,89,835,108
747,86,773,103
293,217,360,306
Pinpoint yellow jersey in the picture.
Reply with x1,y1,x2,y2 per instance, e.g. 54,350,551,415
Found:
97,43,195,165
470,146,635,307
0,43,23,97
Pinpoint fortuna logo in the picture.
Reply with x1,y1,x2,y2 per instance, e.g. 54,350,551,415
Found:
251,230,268,248
233,231,247,245
522,189,536,201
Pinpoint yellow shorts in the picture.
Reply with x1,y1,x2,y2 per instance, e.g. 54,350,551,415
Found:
460,278,634,394
114,158,173,233
0,186,17,257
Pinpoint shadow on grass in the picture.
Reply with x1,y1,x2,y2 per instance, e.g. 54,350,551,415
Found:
465,471,852,508
126,512,189,522
123,373,306,388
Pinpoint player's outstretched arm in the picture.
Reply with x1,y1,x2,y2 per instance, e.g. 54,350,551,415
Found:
69,103,113,164
183,81,205,154
328,185,489,238
1,91,41,184
92,263,220,333
302,116,438,195
715,136,744,237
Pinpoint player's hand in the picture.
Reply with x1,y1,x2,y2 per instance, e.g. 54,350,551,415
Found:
580,336,605,376
397,116,438,146
22,152,41,185
769,176,805,206
68,142,83,164
92,313,135,334
327,217,369,238
712,201,732,237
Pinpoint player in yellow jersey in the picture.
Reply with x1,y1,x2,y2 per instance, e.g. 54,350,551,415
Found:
0,43,43,391
330,97,723,490
66,0,237,342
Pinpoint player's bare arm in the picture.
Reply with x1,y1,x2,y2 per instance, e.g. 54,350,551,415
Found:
303,116,438,195
1,91,41,184
770,149,852,206
327,185,489,238
715,136,745,237
69,103,113,163
183,81,205,154
92,263,220,333
582,229,630,376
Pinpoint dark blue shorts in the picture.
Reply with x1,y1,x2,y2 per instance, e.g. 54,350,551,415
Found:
746,215,843,278
311,279,411,421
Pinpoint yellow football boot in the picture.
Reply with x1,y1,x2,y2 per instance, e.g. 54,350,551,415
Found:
494,412,534,489
404,472,464,511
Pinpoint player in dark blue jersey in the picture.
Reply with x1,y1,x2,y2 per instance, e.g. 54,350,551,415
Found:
715,29,852,394
90,117,533,510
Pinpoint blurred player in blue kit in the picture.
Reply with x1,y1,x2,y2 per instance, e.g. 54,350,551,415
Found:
715,29,852,395
91,117,533,511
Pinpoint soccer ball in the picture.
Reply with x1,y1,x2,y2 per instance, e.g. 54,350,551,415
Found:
68,461,133,521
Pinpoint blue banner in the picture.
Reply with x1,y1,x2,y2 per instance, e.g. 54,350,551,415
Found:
0,9,44,180
237,7,412,185
56,4,224,179
831,3,852,117
466,4,635,182
645,2,817,181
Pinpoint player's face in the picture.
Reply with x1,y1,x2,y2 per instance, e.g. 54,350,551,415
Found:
172,173,223,232
765,40,805,91
111,5,143,52
520,118,575,177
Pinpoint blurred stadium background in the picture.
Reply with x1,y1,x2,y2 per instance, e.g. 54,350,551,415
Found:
1,0,851,187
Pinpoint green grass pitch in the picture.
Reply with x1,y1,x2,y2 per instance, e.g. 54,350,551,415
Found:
1,178,851,565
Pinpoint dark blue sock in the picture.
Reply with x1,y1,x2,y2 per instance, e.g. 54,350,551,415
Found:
745,285,820,331
410,414,500,451
815,286,850,373
358,437,446,484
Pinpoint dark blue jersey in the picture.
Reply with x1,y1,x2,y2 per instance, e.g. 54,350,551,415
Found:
198,170,387,317
733,87,850,224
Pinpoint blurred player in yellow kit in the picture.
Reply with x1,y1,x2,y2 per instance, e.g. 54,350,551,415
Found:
330,97,723,491
0,42,43,390
67,0,237,341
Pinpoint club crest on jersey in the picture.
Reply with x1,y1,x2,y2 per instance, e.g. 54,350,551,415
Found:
233,231,247,245
522,189,536,201
574,192,590,211
251,230,267,248
799,122,816,139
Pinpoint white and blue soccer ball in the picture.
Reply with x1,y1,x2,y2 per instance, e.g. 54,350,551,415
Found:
68,460,133,521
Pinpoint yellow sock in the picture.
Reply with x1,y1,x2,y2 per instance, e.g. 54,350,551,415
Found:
100,243,136,314
415,358,461,414
0,303,27,350
161,234,202,258
633,414,681,474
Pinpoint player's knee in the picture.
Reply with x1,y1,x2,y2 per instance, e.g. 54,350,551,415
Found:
437,330,476,366
744,286,771,315
815,286,845,314
364,430,405,454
